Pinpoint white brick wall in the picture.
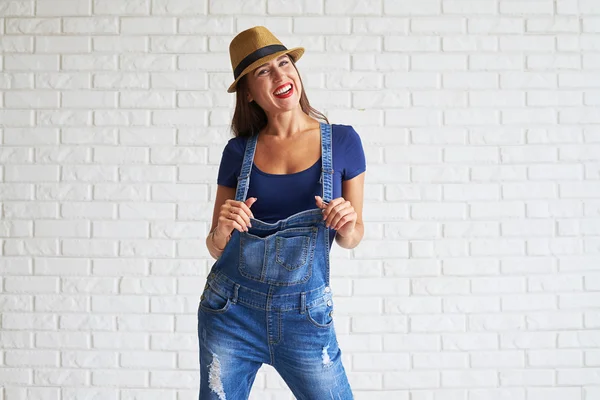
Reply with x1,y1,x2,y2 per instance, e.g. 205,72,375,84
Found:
1,0,599,399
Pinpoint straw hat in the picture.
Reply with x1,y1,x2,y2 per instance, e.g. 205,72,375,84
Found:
227,26,304,93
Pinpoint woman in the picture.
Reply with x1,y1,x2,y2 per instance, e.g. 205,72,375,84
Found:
198,26,366,400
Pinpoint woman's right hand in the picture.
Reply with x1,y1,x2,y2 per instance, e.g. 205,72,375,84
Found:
215,197,258,236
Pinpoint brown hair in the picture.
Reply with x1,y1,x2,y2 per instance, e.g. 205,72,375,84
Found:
230,58,329,138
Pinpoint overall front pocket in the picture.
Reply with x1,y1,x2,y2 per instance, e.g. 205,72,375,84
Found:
275,234,310,270
198,285,231,314
239,226,318,286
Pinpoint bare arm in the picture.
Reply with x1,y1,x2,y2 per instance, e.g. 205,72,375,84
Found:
206,185,235,260
334,172,365,249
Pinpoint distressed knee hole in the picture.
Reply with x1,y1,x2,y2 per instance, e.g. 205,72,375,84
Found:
208,353,226,400
322,345,332,366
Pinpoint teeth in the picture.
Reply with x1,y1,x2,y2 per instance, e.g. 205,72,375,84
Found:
274,84,292,95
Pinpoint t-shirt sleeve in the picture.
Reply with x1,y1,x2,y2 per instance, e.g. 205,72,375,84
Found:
217,137,245,188
341,125,367,181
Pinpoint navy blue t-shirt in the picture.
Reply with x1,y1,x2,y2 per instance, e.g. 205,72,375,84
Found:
217,124,366,245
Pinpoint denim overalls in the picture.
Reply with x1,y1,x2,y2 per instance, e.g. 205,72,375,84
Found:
197,123,353,400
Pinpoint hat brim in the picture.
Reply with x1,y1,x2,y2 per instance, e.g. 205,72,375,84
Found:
227,47,304,93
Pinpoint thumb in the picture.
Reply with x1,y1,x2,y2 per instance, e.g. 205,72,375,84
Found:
314,195,326,209
245,197,258,208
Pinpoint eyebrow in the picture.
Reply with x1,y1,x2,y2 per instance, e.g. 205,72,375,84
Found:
255,55,288,71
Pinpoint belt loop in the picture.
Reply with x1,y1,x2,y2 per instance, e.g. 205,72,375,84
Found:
300,292,306,314
232,284,240,304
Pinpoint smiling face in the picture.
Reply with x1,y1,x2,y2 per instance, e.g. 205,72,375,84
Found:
245,54,303,116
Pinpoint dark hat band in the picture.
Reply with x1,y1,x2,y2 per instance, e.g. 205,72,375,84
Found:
233,44,288,80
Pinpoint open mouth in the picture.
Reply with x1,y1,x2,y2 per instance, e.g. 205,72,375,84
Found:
273,83,293,98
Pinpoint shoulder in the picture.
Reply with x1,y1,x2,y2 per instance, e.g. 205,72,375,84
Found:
222,135,249,158
330,123,366,179
217,135,250,187
331,124,363,147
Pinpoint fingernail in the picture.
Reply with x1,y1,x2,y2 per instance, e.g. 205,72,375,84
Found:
248,223,252,228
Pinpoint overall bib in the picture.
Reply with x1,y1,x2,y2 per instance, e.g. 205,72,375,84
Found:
197,123,353,400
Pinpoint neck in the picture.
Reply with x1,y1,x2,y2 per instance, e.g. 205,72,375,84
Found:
262,107,317,139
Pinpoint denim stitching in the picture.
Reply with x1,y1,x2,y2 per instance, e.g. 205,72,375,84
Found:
275,235,310,270
272,310,282,346
210,273,331,309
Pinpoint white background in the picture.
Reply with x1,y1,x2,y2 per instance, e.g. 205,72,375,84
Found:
1,0,600,399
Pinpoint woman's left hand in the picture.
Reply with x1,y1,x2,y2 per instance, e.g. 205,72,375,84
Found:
315,195,357,237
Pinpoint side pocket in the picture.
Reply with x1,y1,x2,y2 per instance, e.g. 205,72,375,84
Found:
306,297,334,329
198,285,231,314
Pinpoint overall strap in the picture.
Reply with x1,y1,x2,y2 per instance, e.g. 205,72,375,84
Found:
320,123,334,203
235,134,258,202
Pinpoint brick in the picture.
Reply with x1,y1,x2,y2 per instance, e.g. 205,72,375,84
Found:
468,17,523,34
527,16,580,32
294,17,350,34
36,0,90,16
441,370,498,387
502,2,554,15
35,36,90,53
152,0,206,14
5,350,59,367
5,54,59,71
121,17,176,34
267,0,322,15
92,370,148,387
151,37,206,54
0,36,34,53
210,0,265,14
384,0,440,15
4,91,60,108
443,0,496,15
0,368,32,385
383,371,439,389
6,18,60,34
0,1,34,16
443,36,497,52
34,73,89,90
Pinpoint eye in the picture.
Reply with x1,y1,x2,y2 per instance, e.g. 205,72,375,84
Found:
280,60,289,66
257,68,268,75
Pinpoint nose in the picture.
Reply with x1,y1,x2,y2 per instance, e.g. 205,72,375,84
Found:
272,66,285,82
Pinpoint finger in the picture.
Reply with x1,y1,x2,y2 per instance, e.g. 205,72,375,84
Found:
333,210,356,231
221,208,249,231
217,216,243,234
329,205,350,228
230,206,251,227
325,201,350,227
314,196,326,209
238,200,255,220
229,208,250,230
233,221,248,232
322,197,345,220
245,197,258,209
229,220,245,233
